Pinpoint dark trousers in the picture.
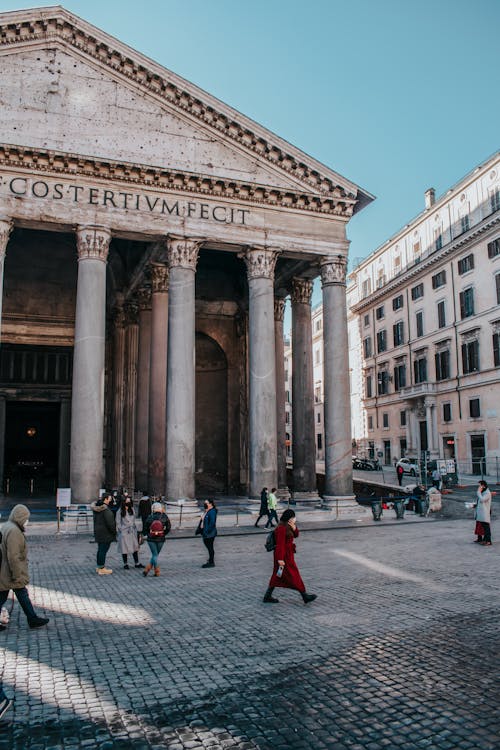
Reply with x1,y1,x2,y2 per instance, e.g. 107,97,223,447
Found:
255,511,269,526
96,541,111,567
481,522,491,543
266,510,278,527
122,552,139,565
397,473,403,486
0,587,37,623
203,537,215,563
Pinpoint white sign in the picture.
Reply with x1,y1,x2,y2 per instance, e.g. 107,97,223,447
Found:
446,459,456,474
438,460,448,475
56,488,72,507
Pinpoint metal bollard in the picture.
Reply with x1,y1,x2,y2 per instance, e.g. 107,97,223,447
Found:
393,498,405,519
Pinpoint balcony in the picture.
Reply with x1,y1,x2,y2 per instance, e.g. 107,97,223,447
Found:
402,382,436,399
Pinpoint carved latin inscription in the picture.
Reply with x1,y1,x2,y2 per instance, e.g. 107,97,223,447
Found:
76,225,111,262
320,255,347,287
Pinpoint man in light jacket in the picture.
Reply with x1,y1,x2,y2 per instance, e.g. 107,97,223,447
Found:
0,504,49,629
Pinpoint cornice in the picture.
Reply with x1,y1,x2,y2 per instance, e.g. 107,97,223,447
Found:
0,8,372,211
0,143,355,218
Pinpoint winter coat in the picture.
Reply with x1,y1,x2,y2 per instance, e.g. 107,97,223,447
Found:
259,490,269,514
144,512,169,542
91,502,116,543
0,504,30,590
202,507,217,539
475,488,492,523
116,510,139,554
267,492,278,511
268,523,305,593
138,496,152,530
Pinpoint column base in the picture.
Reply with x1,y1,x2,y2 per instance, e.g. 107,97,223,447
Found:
276,486,291,503
321,495,371,519
291,490,322,505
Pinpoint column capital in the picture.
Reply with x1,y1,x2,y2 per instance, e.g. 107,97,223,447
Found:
76,225,111,262
320,255,348,287
274,297,286,322
241,247,280,281
0,219,13,260
124,301,139,325
150,263,169,293
291,277,313,305
113,304,126,328
136,286,152,310
166,236,200,271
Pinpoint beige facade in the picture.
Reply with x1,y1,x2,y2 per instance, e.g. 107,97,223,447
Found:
0,6,372,503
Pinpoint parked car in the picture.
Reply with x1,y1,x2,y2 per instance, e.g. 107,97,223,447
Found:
396,457,419,476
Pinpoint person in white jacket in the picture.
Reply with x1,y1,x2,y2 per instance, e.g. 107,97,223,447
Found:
475,480,492,546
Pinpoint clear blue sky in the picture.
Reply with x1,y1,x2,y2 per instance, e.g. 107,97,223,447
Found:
2,0,498,268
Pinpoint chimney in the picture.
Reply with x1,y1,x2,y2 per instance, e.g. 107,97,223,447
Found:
425,188,435,209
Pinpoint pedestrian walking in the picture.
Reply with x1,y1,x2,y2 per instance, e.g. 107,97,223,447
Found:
254,487,270,527
0,682,12,720
199,499,218,568
474,480,492,546
91,493,116,574
143,502,170,577
396,464,404,486
0,504,49,629
431,467,442,489
266,488,279,528
263,508,317,605
116,496,144,569
138,494,152,535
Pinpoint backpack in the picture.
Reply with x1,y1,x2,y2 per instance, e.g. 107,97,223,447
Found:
149,516,171,539
265,529,276,552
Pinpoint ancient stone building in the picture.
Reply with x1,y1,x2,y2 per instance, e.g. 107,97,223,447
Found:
0,6,372,505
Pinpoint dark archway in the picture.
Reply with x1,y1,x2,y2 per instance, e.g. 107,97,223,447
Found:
195,333,228,495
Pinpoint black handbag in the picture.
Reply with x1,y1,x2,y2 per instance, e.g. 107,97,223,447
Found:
195,521,203,536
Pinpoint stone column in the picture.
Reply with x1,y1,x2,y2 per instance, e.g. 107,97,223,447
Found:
0,219,13,339
123,301,139,489
274,297,289,495
111,302,126,488
0,395,6,492
166,237,200,501
242,247,279,498
70,226,110,503
291,277,318,502
148,264,169,496
134,287,152,493
320,255,355,510
58,397,71,487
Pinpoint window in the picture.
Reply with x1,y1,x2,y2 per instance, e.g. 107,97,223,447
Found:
285,390,290,403
400,410,406,427
493,333,500,367
459,288,475,319
376,271,387,289
392,294,404,311
285,411,290,424
366,375,373,398
469,398,480,418
363,337,372,358
317,434,322,451
411,283,424,301
435,233,443,251
315,386,321,403
362,279,372,297
458,254,474,275
496,274,500,305
416,311,424,338
315,318,322,332
488,238,500,259
368,415,373,430
375,305,385,320
437,300,446,329
377,370,389,395
460,215,470,234
462,340,479,374
394,363,406,391
393,321,404,347
315,348,320,364
491,189,500,213
382,413,389,428
432,270,447,289
413,241,421,258
435,350,450,381
376,329,387,353
317,411,321,423
443,403,452,422
414,356,427,383
363,313,370,327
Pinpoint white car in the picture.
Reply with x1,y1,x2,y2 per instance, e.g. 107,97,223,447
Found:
396,457,419,476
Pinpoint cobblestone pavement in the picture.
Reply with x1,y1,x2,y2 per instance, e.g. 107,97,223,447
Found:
0,520,499,750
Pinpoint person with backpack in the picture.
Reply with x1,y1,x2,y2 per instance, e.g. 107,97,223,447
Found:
263,508,317,605
91,493,117,574
200,499,218,568
143,502,171,577
0,504,49,629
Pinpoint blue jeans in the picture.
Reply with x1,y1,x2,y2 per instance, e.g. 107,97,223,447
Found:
147,540,164,568
0,587,37,624
96,542,111,567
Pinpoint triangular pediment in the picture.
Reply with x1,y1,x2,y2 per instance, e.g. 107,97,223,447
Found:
0,6,373,212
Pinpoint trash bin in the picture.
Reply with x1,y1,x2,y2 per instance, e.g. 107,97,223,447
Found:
393,498,405,519
371,499,383,521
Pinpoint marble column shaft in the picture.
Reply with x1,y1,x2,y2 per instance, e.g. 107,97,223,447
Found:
148,265,169,495
0,219,13,340
135,289,152,493
58,397,71,488
124,303,139,489
243,247,279,498
111,304,126,488
70,226,110,503
274,298,288,489
166,238,199,501
291,277,317,494
321,255,353,498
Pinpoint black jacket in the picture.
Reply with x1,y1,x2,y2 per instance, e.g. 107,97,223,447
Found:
91,502,116,543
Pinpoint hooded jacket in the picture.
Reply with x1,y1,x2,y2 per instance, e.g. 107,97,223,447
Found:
90,501,116,544
0,504,30,589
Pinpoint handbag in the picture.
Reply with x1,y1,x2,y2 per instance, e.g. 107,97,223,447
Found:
195,521,203,536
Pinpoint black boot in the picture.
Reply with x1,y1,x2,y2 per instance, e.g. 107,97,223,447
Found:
263,587,279,603
301,592,317,604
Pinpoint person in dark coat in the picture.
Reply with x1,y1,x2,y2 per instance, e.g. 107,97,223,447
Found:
200,499,218,568
254,488,269,528
396,464,404,486
143,502,170,577
138,495,152,535
263,508,316,604
90,493,116,575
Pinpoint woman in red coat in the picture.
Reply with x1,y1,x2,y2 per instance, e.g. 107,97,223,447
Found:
263,508,317,604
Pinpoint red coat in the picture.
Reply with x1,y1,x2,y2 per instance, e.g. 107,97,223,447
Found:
269,524,305,593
